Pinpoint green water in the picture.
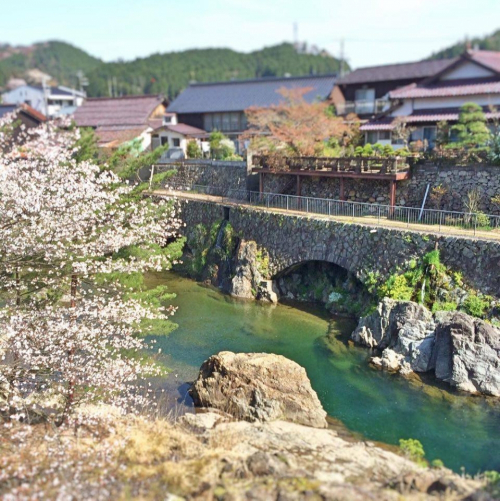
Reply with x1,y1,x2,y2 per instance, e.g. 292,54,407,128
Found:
149,272,500,474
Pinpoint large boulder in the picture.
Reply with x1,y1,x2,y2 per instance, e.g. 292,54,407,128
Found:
352,300,500,396
190,351,327,428
432,312,500,396
229,241,261,299
352,298,434,354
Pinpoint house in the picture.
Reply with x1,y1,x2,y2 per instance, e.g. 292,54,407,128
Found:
2,84,86,118
0,103,46,148
359,50,500,148
332,58,455,118
167,74,338,153
150,113,206,159
74,95,168,150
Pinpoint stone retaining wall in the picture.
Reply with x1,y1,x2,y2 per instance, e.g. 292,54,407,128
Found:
178,199,500,295
158,160,250,194
261,164,500,212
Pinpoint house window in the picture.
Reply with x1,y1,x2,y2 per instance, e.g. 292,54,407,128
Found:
423,126,437,149
161,136,168,146
240,113,248,131
204,114,213,131
172,138,181,147
222,113,231,131
213,113,222,131
230,113,240,131
366,130,391,144
355,88,375,114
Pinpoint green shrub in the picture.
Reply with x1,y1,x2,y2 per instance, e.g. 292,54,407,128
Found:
463,293,491,318
432,301,458,313
431,459,444,469
186,140,202,159
399,438,426,467
379,274,413,301
475,211,491,229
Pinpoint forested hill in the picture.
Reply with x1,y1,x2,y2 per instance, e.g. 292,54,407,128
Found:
86,43,343,99
0,41,101,88
429,29,500,59
0,41,343,99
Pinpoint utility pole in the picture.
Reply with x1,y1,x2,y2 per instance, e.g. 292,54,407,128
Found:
293,22,298,47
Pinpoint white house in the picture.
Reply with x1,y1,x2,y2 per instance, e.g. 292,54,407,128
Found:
2,84,86,118
360,50,500,149
150,113,207,159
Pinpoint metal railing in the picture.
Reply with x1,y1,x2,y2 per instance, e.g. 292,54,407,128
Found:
335,99,389,116
160,184,500,238
252,155,409,175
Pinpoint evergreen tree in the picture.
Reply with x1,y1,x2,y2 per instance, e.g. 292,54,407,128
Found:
450,102,491,149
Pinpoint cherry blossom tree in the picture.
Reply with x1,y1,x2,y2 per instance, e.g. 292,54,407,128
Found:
0,115,183,425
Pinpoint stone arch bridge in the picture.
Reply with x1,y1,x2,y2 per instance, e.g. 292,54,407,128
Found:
178,199,500,295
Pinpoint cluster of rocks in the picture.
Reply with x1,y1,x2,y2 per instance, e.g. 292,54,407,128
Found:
184,351,492,500
352,298,500,396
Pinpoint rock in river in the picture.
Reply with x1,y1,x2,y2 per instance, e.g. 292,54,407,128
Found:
190,351,328,428
352,298,500,396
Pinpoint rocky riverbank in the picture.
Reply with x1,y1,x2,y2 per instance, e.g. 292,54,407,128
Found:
352,298,500,396
1,349,498,499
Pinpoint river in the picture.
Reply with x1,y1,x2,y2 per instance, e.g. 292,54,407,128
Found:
148,272,500,474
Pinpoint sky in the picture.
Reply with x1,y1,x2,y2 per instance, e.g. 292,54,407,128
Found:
1,0,500,69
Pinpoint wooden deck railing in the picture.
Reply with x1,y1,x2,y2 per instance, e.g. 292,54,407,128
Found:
252,155,410,175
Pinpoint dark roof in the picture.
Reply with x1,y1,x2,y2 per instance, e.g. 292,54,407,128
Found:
28,85,75,96
0,104,17,119
74,94,166,128
167,74,337,114
336,58,457,85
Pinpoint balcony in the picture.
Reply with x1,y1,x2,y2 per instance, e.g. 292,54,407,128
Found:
336,99,389,116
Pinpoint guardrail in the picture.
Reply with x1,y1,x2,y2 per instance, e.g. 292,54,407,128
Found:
252,155,409,175
161,183,500,237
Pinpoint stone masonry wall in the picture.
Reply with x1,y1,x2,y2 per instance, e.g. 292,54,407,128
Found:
178,199,500,295
261,164,500,213
400,164,500,214
159,160,248,194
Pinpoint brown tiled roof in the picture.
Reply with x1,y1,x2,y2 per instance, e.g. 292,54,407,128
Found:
336,58,457,85
74,95,165,128
389,78,500,99
152,123,206,136
19,103,47,123
95,125,148,146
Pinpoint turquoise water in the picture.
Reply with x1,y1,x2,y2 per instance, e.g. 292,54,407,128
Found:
149,272,500,474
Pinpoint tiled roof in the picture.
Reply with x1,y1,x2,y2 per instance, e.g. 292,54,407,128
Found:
360,106,500,130
389,78,500,99
95,125,148,146
159,123,206,136
167,74,337,114
469,50,500,73
336,58,456,85
0,103,46,123
74,95,165,128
